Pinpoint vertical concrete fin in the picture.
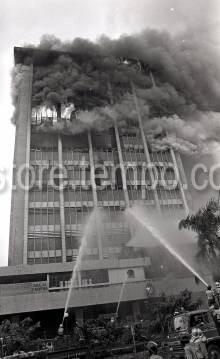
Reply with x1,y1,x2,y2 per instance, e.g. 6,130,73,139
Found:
9,65,33,266
130,81,161,213
58,135,67,262
107,79,130,208
88,131,103,260
170,149,190,215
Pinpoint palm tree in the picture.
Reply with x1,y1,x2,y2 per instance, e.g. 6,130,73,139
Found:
179,198,220,263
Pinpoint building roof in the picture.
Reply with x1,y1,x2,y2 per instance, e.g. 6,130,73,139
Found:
14,46,75,66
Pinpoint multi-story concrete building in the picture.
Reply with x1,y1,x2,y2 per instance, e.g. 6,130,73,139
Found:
0,47,209,332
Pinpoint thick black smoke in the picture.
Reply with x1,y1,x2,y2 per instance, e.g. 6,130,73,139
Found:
12,27,220,154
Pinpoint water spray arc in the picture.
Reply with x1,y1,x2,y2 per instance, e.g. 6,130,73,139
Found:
62,209,99,325
127,207,208,287
115,278,127,318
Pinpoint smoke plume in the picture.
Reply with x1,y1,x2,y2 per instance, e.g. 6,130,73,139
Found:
12,23,220,154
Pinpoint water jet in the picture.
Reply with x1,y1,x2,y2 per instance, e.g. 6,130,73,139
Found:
127,207,208,287
62,209,99,324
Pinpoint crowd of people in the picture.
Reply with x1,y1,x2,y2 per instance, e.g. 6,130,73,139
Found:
146,329,208,359
53,284,220,359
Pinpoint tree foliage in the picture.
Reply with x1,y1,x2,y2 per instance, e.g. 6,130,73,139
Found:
0,317,41,354
179,198,220,263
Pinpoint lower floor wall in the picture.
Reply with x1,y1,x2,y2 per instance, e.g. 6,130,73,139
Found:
0,289,207,339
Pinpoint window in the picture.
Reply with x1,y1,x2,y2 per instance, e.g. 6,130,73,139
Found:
81,269,109,285
115,168,123,189
49,272,72,288
28,210,35,225
127,269,135,278
28,239,35,251
55,238,62,250
35,210,41,225
174,315,188,331
190,313,211,328
49,238,55,250
35,239,41,251
42,238,49,250
65,236,79,249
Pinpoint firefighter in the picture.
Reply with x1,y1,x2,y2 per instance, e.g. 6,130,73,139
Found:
190,328,208,359
57,324,64,336
181,336,197,359
206,285,215,307
197,328,207,345
215,282,220,305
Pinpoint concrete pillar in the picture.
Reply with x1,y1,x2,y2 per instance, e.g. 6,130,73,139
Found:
174,151,192,211
23,80,32,265
130,81,161,213
170,148,189,215
58,135,66,262
107,80,130,207
9,65,33,265
113,122,130,208
88,131,103,260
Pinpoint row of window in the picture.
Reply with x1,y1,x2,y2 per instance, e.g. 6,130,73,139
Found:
28,209,60,226
29,147,173,164
150,150,172,163
28,190,181,213
48,270,109,288
63,149,89,162
29,187,94,203
64,207,91,225
28,236,62,251
64,188,93,202
128,188,155,202
92,131,116,149
121,135,143,147
30,148,58,162
29,188,60,202
93,150,117,162
122,151,146,163
97,189,125,202
65,165,90,181
28,225,129,249
156,187,182,200
28,206,130,227
29,187,176,204
27,257,62,265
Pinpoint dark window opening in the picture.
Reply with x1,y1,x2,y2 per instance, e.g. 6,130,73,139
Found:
81,269,109,285
127,269,135,279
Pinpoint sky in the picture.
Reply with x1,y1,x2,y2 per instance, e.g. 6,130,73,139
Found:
0,0,219,266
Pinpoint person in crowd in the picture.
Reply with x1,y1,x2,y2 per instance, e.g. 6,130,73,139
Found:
197,328,206,342
212,303,220,323
215,282,220,305
147,341,163,359
181,335,196,359
57,324,64,336
206,285,215,307
190,328,208,359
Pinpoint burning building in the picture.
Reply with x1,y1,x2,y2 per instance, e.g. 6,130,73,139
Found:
0,40,213,331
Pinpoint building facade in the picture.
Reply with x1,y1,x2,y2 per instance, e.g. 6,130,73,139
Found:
0,47,206,329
